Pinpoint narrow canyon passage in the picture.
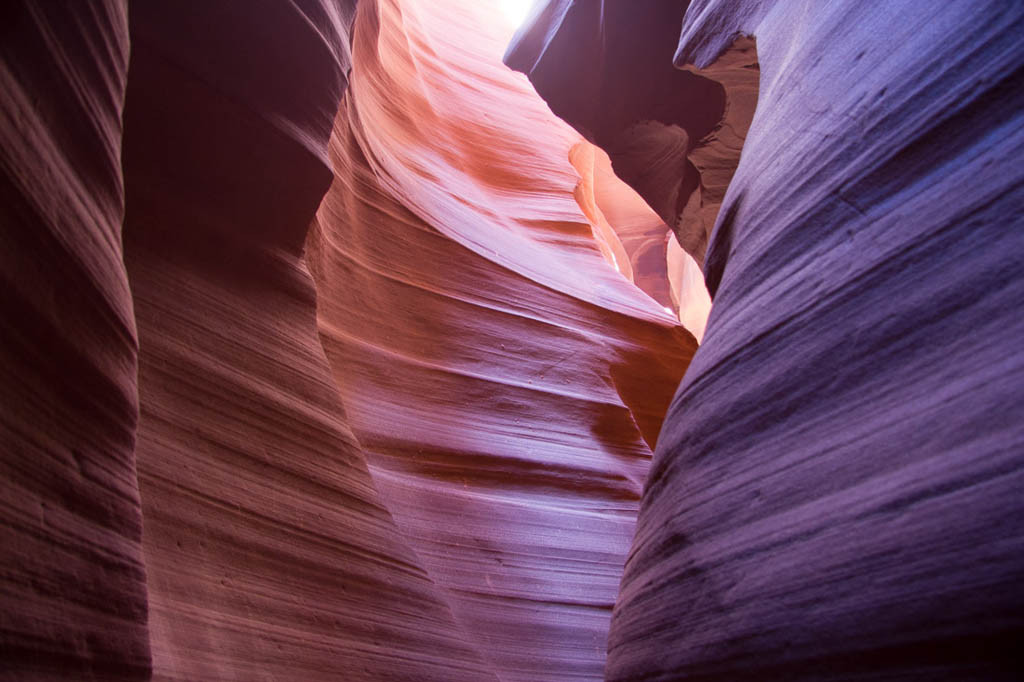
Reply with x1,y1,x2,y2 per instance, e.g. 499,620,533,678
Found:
2,1,1023,681
305,2,700,678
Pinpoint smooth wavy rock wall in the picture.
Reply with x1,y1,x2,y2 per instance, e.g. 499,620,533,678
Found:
2,0,698,680
0,3,149,679
120,2,512,680
573,143,712,342
509,1,1024,680
306,1,694,679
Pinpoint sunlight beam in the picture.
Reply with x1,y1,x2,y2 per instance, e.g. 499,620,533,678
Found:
499,0,534,28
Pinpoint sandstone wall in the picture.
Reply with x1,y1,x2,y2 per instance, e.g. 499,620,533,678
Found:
508,1,1024,679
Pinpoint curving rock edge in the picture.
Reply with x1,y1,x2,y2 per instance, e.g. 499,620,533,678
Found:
2,0,1023,680
508,0,1024,680
3,0,690,680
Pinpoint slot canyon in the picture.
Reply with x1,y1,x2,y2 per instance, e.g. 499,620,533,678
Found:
1,0,1021,680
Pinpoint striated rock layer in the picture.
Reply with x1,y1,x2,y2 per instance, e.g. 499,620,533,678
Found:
509,1,1024,680
2,0,699,679
0,3,150,679
121,1,496,680
573,143,712,341
307,1,695,679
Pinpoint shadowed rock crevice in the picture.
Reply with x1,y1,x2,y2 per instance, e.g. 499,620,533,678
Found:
506,1,759,271
509,2,1024,680
4,1,1023,680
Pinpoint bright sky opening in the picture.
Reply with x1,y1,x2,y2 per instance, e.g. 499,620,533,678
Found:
499,0,534,28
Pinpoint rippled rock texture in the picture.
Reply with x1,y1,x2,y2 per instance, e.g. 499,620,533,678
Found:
1,3,149,679
7,0,1022,679
307,1,693,679
509,0,1024,680
120,2,506,680
2,0,693,680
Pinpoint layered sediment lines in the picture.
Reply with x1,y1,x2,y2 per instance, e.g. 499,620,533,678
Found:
0,3,150,679
509,1,1024,679
572,144,712,341
3,0,699,679
307,1,694,679
121,2,495,680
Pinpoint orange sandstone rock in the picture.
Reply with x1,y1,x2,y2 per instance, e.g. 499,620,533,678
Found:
307,1,695,679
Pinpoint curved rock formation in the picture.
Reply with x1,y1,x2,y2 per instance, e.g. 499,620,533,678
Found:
509,1,1024,680
572,143,712,341
0,3,149,679
306,1,694,679
8,0,1021,679
505,0,758,267
3,0,696,679
120,2,497,680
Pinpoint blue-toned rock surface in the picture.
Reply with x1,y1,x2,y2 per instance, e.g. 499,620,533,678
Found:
508,1,1024,679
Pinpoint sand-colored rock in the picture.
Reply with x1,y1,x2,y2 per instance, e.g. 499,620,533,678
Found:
574,144,713,341
506,0,757,267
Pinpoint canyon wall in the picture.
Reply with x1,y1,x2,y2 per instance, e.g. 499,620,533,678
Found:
306,1,693,679
0,3,150,679
2,0,695,679
6,0,1021,679
509,1,1024,680
120,1,502,680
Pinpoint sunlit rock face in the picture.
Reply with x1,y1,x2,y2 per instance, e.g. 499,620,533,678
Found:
119,1,497,680
306,1,694,679
506,0,758,268
2,0,698,679
572,143,712,341
509,1,1024,680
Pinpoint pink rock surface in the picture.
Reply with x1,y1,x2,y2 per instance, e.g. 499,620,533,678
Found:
576,144,712,341
505,0,755,266
306,2,695,679
120,1,496,679
17,0,1017,680
508,1,1024,679
3,0,696,678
